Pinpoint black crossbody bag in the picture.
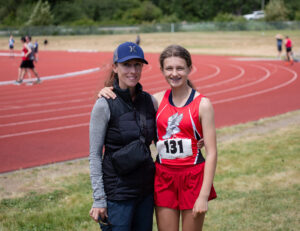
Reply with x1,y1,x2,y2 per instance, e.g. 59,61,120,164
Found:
111,104,151,175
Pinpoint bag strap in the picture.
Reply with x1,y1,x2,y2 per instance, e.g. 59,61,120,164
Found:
138,94,147,143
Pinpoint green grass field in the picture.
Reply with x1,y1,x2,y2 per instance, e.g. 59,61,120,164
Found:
0,110,299,231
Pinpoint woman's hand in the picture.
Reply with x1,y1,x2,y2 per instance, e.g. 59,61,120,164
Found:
197,138,204,149
98,86,116,99
192,196,208,218
89,207,108,222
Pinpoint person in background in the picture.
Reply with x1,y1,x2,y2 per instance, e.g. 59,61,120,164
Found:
98,44,216,231
275,34,283,60
14,37,31,85
9,34,15,58
25,35,41,84
285,36,294,66
89,41,156,231
34,39,39,62
135,34,141,45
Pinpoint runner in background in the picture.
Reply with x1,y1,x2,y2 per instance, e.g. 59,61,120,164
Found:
25,36,41,84
285,36,294,66
275,34,283,60
34,39,39,62
14,37,31,85
9,34,15,58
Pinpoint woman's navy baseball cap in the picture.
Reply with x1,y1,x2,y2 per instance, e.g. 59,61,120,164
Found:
113,42,148,64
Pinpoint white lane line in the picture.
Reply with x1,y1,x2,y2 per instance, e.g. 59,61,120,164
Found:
0,52,22,56
0,104,92,119
0,123,89,139
0,67,100,86
212,65,297,104
205,64,271,96
192,64,221,82
199,64,245,89
0,112,90,127
0,97,94,112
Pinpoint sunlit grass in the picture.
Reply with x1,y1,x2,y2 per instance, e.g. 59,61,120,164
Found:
0,114,299,230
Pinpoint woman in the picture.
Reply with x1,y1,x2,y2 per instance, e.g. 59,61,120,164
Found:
99,44,217,231
14,37,31,85
89,41,156,231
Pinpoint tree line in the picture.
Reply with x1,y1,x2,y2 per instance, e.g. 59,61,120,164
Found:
0,0,299,27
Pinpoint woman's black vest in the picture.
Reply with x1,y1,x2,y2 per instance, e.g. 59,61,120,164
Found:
102,80,156,201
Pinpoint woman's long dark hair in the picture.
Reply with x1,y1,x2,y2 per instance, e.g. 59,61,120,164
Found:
159,45,195,89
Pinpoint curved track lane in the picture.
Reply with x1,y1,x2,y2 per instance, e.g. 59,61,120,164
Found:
0,51,299,173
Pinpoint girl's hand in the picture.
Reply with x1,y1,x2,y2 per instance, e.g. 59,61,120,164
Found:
192,196,208,218
98,86,116,99
89,207,108,222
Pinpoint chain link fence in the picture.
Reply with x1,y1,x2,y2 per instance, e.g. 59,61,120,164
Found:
0,21,299,36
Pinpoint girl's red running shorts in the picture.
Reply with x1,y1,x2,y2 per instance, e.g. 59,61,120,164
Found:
154,162,217,210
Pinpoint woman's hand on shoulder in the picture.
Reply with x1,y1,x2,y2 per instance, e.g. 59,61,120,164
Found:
152,90,166,110
98,86,116,99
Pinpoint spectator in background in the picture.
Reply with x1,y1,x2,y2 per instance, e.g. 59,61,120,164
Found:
135,34,141,45
44,39,48,48
275,34,283,60
14,37,31,85
34,40,39,61
285,36,294,65
9,34,15,58
25,36,41,84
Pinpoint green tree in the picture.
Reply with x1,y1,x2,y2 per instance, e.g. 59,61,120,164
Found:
26,0,53,26
265,0,289,21
122,1,162,23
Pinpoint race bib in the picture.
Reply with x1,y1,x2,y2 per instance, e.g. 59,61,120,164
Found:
156,138,193,159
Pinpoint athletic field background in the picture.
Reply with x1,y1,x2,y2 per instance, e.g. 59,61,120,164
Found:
0,31,299,231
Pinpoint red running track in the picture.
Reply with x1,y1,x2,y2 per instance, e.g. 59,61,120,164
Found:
0,51,299,173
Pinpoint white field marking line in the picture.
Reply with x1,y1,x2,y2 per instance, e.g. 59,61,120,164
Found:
0,73,103,102
0,86,96,105
0,52,22,57
204,64,271,96
0,97,94,112
199,64,245,89
68,49,98,52
0,104,92,119
192,64,221,82
212,64,297,104
0,123,89,139
0,67,100,86
0,112,90,127
0,83,97,102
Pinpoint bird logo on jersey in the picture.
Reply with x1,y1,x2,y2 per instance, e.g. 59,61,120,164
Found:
163,112,183,139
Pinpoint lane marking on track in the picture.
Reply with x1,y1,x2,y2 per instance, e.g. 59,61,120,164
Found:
0,123,89,139
0,97,93,112
198,64,245,89
0,112,90,127
192,64,221,82
205,64,271,96
0,104,92,119
0,67,100,86
212,65,297,104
